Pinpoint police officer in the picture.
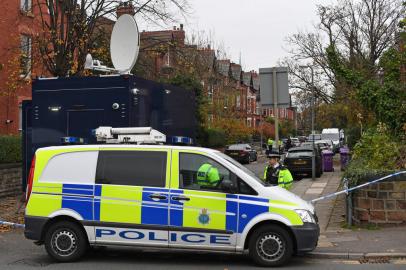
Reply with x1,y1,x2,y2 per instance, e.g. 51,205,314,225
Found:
285,137,292,151
197,162,221,188
263,152,293,190
267,137,274,153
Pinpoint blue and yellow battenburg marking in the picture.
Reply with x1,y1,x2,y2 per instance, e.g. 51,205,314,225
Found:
34,183,300,233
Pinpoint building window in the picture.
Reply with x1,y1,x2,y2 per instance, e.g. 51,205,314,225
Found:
236,95,241,109
247,98,252,113
208,85,214,103
20,0,32,12
20,35,32,77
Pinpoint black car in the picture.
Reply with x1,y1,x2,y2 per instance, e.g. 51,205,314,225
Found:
283,146,323,180
225,144,257,164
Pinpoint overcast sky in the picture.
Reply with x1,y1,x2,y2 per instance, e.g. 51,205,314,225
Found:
183,0,329,71
137,0,330,71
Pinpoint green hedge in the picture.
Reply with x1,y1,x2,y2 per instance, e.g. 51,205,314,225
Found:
207,128,226,148
0,135,22,163
343,125,403,186
198,128,226,148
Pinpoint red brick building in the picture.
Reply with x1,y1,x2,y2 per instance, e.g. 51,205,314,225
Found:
0,0,48,134
242,71,260,128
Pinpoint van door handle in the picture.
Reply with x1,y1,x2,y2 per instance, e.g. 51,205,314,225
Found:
171,196,190,202
148,194,167,200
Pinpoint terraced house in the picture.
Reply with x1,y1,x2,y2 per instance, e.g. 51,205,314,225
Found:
0,0,49,134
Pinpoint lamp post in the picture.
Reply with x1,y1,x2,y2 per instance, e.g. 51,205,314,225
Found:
300,65,316,181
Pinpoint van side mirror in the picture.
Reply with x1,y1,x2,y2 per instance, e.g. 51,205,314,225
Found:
220,180,237,194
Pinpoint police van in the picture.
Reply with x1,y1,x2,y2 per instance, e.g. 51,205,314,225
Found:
24,130,319,266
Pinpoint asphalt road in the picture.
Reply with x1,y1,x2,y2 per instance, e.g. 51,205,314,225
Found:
1,160,404,269
1,231,406,270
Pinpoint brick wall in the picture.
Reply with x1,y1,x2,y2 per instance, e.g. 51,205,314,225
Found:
352,178,406,225
0,164,22,198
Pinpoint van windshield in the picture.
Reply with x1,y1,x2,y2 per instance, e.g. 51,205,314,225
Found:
322,133,339,141
214,152,266,186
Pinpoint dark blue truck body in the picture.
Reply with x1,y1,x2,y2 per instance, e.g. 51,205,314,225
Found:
22,75,197,188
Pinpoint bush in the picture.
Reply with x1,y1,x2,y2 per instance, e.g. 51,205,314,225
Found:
351,124,399,169
211,118,253,145
0,135,22,163
200,128,226,148
207,129,226,148
344,124,402,185
345,126,361,149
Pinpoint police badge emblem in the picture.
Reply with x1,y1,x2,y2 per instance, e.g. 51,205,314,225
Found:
198,208,210,225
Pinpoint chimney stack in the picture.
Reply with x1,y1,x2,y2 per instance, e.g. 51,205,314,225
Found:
116,1,135,18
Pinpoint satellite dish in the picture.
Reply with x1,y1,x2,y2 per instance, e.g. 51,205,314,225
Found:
110,14,140,74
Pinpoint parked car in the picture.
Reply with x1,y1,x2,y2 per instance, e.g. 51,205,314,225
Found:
298,136,307,143
315,139,334,152
284,146,323,180
301,142,323,153
225,144,257,164
314,141,330,151
291,137,300,147
307,134,322,142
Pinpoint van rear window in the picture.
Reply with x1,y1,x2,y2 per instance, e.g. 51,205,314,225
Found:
39,151,98,184
96,151,167,187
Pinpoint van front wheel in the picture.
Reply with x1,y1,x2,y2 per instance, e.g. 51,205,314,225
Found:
44,221,88,262
248,225,293,267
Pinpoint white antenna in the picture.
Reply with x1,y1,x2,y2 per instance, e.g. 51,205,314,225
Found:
84,14,140,74
95,126,166,144
84,53,93,69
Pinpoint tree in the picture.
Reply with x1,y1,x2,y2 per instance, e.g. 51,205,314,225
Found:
36,0,189,77
284,0,404,132
284,0,403,100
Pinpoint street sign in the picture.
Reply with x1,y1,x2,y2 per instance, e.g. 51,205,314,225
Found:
259,67,290,108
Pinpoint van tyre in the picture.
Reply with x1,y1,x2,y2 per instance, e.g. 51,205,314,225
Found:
248,225,293,267
44,221,88,262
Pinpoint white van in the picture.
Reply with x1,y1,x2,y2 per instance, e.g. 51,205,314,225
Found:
321,128,342,152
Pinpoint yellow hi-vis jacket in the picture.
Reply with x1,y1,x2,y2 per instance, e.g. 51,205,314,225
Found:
263,165,293,190
197,163,220,187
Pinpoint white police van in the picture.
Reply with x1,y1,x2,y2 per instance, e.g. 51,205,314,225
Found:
24,127,319,266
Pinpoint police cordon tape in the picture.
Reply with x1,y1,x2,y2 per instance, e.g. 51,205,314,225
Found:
311,171,406,203
0,220,25,228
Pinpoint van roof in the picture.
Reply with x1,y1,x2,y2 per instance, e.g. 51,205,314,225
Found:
322,128,339,133
36,144,221,154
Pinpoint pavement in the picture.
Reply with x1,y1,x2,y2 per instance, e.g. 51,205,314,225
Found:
247,154,406,260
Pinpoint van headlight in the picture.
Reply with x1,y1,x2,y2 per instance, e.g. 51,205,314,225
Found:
294,209,316,223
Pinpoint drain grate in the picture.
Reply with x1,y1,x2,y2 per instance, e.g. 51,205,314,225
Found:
359,257,390,264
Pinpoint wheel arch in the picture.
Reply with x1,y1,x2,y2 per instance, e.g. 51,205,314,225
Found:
41,212,88,243
243,220,297,254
